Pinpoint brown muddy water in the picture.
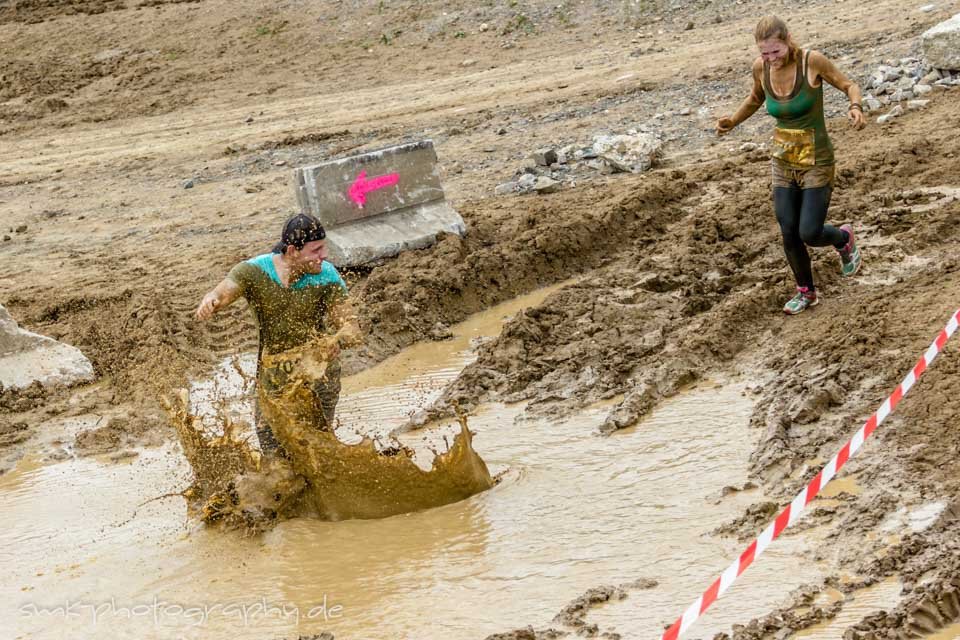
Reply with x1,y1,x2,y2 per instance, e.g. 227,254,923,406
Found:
928,622,960,639
0,284,876,640
790,577,902,640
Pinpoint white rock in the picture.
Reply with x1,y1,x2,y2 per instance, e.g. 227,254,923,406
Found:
890,89,913,102
591,132,663,173
533,176,561,194
883,66,903,82
919,4,936,12
914,83,934,95
863,96,883,112
0,304,94,390
907,99,931,109
517,174,537,190
495,182,518,196
898,75,917,89
877,105,905,124
921,13,960,71
739,142,759,152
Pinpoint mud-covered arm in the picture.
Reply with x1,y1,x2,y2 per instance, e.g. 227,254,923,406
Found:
195,277,242,320
811,50,865,128
717,58,766,135
328,296,363,348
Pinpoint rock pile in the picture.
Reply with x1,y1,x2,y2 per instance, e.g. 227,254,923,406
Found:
863,58,957,107
495,130,663,196
869,14,960,124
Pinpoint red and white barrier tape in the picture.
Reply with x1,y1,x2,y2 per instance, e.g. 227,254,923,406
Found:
660,308,960,640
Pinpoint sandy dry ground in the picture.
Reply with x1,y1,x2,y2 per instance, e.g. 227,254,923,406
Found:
3,0,960,638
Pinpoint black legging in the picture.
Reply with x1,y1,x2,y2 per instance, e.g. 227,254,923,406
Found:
773,185,846,290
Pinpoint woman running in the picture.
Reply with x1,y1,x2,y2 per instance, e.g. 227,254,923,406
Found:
717,15,865,315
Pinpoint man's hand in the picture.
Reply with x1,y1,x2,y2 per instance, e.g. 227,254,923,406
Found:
195,278,242,321
196,292,220,320
848,107,865,129
329,299,363,349
716,116,736,136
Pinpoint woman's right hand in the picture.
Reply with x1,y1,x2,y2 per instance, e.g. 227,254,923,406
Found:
715,116,736,136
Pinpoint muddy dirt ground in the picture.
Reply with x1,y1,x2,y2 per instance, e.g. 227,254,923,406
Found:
3,0,960,638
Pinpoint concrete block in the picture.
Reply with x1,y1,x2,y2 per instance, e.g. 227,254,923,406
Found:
0,305,94,390
293,140,465,266
322,200,465,266
922,13,960,71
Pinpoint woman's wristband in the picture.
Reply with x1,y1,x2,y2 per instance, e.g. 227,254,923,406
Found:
849,103,862,112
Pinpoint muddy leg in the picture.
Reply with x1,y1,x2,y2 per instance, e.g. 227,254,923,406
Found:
774,185,814,289
311,361,342,431
254,392,288,457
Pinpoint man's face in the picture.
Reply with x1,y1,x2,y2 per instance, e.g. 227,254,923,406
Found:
293,239,328,273
758,38,789,68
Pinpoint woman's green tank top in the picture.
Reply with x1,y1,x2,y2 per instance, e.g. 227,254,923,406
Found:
763,50,834,167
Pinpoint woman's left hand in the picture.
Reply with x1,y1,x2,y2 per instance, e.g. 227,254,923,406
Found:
848,107,865,129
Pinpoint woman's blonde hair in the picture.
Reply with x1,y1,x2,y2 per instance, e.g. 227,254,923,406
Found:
754,15,800,63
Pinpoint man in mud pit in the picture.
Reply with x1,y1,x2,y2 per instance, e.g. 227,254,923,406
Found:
195,213,361,454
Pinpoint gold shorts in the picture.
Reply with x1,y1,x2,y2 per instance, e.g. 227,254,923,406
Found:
771,160,835,190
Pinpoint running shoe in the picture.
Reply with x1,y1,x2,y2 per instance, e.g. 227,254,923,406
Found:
837,224,862,277
783,287,819,315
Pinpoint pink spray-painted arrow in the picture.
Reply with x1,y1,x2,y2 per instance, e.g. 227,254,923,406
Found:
348,170,400,207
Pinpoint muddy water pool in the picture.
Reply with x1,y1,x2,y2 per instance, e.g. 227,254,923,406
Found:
0,284,876,640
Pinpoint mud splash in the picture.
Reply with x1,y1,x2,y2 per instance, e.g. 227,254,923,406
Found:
259,383,494,521
166,337,494,530
162,389,305,532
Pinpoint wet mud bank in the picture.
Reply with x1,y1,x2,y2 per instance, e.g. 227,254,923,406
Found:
465,98,960,638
